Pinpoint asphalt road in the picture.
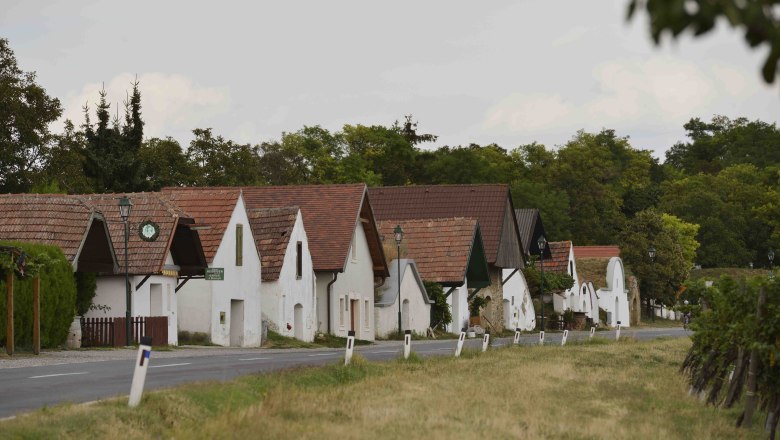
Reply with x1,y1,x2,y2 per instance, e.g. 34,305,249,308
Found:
0,327,688,419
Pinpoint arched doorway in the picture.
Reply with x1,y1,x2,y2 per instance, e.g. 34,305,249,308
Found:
294,303,304,340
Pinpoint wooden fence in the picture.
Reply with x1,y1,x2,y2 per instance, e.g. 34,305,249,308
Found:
81,316,168,347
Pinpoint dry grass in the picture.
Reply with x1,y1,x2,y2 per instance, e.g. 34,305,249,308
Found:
0,339,764,439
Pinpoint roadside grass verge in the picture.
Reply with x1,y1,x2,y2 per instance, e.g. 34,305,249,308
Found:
0,338,764,439
263,331,372,349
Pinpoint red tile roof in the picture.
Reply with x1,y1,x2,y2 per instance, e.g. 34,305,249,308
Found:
536,240,572,273
0,194,107,265
81,193,192,275
207,184,388,276
573,246,620,259
377,218,477,284
368,185,519,266
247,207,298,282
161,188,241,263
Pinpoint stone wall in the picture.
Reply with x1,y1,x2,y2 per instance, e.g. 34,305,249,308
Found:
628,275,641,326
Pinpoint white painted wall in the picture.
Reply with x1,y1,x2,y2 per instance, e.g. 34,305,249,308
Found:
501,268,536,331
177,194,263,347
552,247,582,315
375,262,431,337
597,257,630,327
445,282,469,333
315,222,377,341
261,212,317,342
91,270,178,345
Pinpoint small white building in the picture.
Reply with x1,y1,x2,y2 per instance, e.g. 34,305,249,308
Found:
377,218,491,334
84,193,208,346
596,257,630,327
574,247,630,327
248,207,317,342
375,259,432,337
501,268,535,331
538,241,584,315
163,188,263,346
243,184,389,341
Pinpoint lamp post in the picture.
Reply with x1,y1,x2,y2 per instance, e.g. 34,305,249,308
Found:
648,246,656,322
537,235,547,332
119,196,133,346
394,225,404,335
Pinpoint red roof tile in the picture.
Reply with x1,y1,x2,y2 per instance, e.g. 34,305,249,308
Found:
0,194,103,264
536,240,572,273
573,246,620,259
377,218,477,284
161,188,241,263
368,185,518,266
247,207,298,282
166,185,388,276
81,193,190,274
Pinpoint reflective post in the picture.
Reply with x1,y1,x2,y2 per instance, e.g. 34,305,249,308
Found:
616,321,622,341
128,336,153,407
403,329,411,359
344,330,355,365
513,328,521,345
455,329,466,357
482,331,490,352
561,329,569,346
589,326,596,339
539,330,545,346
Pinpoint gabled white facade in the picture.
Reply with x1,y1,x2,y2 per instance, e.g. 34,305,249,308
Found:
90,252,179,345
316,222,377,341
501,268,536,331
581,282,600,325
445,282,469,333
374,259,431,338
597,257,630,327
178,194,263,346
261,211,317,342
553,246,582,314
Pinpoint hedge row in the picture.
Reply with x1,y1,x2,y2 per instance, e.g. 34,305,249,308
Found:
0,241,77,349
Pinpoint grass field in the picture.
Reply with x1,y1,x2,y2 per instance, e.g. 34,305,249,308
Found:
0,338,765,439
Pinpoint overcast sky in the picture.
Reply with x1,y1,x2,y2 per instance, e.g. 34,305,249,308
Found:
4,1,779,160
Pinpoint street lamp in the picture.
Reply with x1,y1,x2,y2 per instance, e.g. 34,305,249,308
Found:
394,224,404,335
119,196,133,346
537,235,547,332
648,245,656,322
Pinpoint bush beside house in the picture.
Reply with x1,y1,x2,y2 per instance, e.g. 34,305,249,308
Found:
0,242,77,348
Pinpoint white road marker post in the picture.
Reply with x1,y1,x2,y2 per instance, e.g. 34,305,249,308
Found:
403,330,411,359
482,331,490,352
454,328,466,357
344,330,355,366
561,329,569,346
513,328,521,345
128,336,153,408
539,331,545,346
615,321,621,341
589,326,596,339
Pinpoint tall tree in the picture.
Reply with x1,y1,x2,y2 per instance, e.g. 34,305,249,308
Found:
138,137,194,190
0,38,62,192
187,128,262,186
82,81,144,193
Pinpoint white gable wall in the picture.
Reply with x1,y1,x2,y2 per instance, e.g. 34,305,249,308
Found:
178,194,263,346
261,212,317,342
445,282,469,333
597,257,630,327
375,262,431,338
316,221,376,340
501,268,535,331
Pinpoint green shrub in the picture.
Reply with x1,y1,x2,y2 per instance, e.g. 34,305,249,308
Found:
0,242,77,348
75,272,97,317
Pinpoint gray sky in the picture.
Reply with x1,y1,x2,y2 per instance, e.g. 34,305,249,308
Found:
4,1,779,160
